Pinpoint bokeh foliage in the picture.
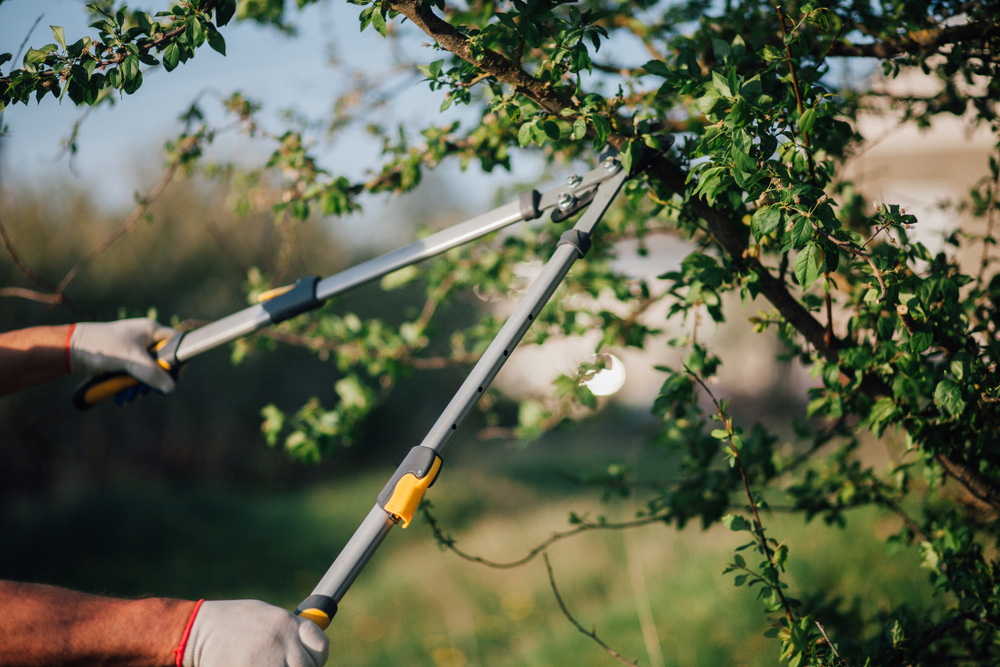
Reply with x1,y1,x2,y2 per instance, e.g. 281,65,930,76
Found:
4,0,1000,664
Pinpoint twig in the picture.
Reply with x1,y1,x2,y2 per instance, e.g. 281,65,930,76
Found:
0,218,57,293
814,620,843,661
976,157,1000,286
773,3,815,182
801,213,890,302
0,218,89,316
687,368,796,624
55,136,197,296
422,505,668,569
543,553,640,667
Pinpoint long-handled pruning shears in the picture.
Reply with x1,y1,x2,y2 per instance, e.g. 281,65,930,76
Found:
73,150,633,410
74,145,651,629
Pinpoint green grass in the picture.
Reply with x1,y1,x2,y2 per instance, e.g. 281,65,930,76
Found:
0,460,935,666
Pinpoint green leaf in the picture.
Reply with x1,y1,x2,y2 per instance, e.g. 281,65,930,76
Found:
934,380,966,418
162,43,180,71
787,215,812,248
711,70,732,98
621,139,642,175
216,0,237,26
793,242,823,290
25,48,50,68
517,122,533,147
50,26,66,51
740,74,762,97
761,44,783,62
641,59,670,77
417,59,443,79
590,115,610,145
798,108,816,133
722,514,750,531
751,205,782,240
371,9,387,37
206,25,226,55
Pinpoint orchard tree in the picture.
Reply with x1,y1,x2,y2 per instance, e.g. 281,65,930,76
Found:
3,1,1000,664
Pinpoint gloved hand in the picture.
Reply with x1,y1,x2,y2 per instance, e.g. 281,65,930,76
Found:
68,318,177,394
175,600,329,667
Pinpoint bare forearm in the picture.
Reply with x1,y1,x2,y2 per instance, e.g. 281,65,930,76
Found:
0,325,72,396
0,581,195,667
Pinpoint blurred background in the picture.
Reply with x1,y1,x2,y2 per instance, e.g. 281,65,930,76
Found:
1,1,989,665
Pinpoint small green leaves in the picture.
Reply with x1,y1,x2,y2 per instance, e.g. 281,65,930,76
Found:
417,59,444,80
516,116,563,148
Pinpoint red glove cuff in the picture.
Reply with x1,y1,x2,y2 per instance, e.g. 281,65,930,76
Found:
172,599,205,667
64,323,76,373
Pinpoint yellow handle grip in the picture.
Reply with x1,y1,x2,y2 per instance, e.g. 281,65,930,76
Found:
294,594,336,630
71,338,179,410
72,373,144,410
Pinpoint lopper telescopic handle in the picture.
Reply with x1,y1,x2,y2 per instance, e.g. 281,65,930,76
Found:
293,446,443,629
71,334,184,410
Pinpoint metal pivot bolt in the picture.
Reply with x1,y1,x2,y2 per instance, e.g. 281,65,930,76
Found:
602,156,620,173
557,192,577,210
566,174,582,189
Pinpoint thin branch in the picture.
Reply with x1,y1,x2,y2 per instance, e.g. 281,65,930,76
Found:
0,218,58,293
937,454,1000,512
422,504,668,569
0,218,89,317
774,4,815,182
814,621,843,661
55,135,198,296
543,553,641,667
976,158,1000,286
688,369,796,624
824,20,992,60
811,221,889,301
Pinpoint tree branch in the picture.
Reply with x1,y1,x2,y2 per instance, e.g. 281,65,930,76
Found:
422,504,668,569
386,0,573,117
543,553,640,667
825,20,992,60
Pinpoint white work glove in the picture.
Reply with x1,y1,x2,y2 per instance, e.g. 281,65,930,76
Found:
68,318,177,393
179,600,329,667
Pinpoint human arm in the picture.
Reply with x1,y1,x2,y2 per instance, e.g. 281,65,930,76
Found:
0,580,195,667
0,325,73,396
0,319,177,397
0,581,329,667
